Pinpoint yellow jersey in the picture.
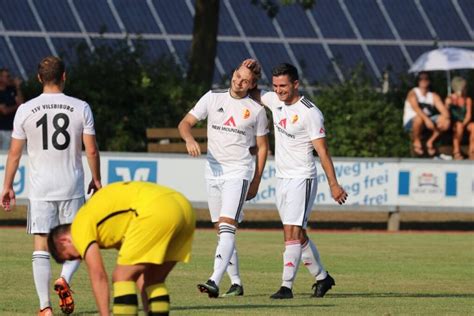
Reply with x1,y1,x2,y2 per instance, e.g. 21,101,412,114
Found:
71,181,194,264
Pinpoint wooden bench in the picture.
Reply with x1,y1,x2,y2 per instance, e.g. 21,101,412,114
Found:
146,128,207,153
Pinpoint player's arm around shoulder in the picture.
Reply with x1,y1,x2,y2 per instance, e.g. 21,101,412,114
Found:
84,242,110,316
312,138,347,205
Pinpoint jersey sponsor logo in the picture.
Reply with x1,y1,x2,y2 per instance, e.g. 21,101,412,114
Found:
108,160,157,183
284,262,295,267
211,123,246,135
275,124,295,139
278,118,287,129
291,115,298,124
224,116,236,127
243,108,250,119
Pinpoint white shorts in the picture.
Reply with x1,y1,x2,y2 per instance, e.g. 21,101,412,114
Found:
27,197,85,234
207,178,250,223
276,178,317,229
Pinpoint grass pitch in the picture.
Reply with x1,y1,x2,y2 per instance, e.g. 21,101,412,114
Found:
0,228,473,315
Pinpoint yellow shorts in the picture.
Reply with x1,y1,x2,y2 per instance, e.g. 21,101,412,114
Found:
117,192,195,266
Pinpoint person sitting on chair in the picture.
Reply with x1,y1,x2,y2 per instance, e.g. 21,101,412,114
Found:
403,72,450,157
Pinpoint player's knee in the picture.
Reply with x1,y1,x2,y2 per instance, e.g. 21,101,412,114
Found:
218,217,238,228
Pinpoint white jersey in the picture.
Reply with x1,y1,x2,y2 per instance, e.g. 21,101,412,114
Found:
403,88,436,126
189,89,268,180
12,93,95,201
261,91,325,178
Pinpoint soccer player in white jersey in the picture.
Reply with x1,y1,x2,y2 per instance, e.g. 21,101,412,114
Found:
178,60,269,298
1,56,101,315
246,61,347,299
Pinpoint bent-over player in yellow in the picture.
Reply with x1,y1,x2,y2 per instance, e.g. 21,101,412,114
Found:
48,181,195,316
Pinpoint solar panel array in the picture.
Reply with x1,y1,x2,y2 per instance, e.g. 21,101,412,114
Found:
0,0,472,86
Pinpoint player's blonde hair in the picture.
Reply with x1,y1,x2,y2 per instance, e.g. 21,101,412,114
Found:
239,60,262,84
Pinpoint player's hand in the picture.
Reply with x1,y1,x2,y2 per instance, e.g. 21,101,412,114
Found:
185,139,201,157
242,58,257,68
246,179,260,201
330,184,347,205
1,188,16,212
87,179,102,195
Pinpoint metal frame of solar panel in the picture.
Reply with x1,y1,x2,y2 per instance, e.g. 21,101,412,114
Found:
0,0,472,87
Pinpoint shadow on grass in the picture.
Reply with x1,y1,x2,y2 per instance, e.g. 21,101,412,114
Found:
74,304,334,314
172,304,335,311
330,292,474,298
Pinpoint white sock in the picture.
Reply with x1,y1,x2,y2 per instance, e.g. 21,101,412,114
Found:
226,248,241,285
32,251,51,309
210,223,236,286
60,259,80,284
281,240,301,289
302,239,327,281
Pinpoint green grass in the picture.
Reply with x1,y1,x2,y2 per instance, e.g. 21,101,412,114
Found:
1,228,473,315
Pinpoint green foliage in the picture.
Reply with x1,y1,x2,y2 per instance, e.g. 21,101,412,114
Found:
23,40,203,152
314,68,411,157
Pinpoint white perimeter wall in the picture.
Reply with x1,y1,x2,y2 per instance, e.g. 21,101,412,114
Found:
1,152,472,211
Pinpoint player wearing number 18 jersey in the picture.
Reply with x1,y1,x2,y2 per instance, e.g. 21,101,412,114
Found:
1,56,101,316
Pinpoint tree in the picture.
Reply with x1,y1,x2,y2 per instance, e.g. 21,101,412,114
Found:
23,40,202,152
188,0,316,89
187,0,220,89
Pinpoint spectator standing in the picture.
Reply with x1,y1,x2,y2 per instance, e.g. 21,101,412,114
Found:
0,68,24,150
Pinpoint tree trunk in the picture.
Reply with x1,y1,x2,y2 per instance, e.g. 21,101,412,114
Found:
187,0,219,89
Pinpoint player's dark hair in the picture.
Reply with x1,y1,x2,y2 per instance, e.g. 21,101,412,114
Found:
272,63,299,82
38,56,65,85
47,224,71,264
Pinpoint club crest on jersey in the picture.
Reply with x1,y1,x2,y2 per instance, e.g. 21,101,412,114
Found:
224,116,236,127
243,108,250,119
278,118,287,129
319,127,325,134
291,114,298,124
